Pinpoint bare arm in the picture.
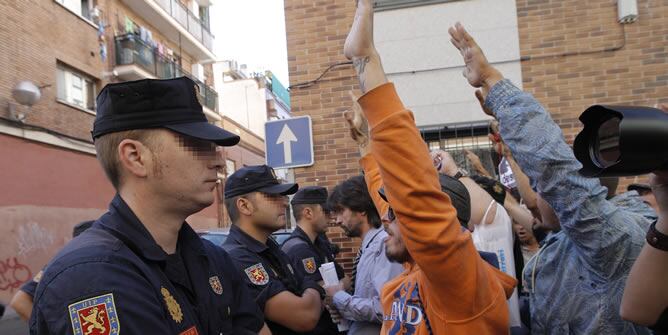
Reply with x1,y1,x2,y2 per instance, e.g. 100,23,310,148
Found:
9,290,33,321
503,193,535,234
504,149,540,220
621,172,668,326
264,289,322,332
258,323,272,335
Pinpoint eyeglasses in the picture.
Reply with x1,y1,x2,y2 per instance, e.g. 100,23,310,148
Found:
387,207,396,221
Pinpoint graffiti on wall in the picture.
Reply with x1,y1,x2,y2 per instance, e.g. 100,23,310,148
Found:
17,222,54,256
0,257,32,292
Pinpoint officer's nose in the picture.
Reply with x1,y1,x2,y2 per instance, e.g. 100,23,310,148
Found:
208,146,224,171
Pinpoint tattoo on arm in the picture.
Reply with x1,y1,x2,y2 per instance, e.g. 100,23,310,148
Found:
353,56,370,92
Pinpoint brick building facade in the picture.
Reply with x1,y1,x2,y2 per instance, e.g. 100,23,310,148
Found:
284,0,668,272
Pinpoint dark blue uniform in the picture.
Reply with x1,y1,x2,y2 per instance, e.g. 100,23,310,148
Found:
223,224,321,335
30,195,264,335
282,227,345,335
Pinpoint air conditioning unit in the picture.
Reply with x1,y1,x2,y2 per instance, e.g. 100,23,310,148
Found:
618,0,638,24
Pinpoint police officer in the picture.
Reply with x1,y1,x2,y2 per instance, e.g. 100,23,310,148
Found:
222,166,325,334
281,186,349,334
30,77,266,335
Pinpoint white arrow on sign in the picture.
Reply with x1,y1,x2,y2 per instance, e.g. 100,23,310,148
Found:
276,124,298,164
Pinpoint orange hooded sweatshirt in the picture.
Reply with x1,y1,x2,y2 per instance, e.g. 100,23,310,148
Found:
358,83,516,335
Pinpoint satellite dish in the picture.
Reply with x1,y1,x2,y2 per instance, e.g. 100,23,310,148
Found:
12,81,41,106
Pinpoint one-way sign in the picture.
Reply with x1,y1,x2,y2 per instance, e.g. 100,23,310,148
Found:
265,116,314,169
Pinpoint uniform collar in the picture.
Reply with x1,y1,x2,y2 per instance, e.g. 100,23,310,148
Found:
99,194,206,262
228,224,282,253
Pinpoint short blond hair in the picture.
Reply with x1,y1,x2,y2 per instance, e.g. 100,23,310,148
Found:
94,129,157,189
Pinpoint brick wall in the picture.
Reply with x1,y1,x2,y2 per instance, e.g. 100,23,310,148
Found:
284,0,364,273
517,0,668,191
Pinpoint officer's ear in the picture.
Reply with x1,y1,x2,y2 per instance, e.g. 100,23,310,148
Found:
117,139,153,180
303,206,314,220
236,195,255,216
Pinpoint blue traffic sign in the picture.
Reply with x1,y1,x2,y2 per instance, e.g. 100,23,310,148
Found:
265,116,314,169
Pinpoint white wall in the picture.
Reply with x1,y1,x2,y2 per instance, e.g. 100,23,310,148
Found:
375,0,523,127
217,79,267,138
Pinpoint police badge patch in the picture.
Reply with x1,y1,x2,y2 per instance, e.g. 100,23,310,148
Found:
68,293,119,335
209,276,223,295
244,263,269,285
161,287,183,323
302,257,317,274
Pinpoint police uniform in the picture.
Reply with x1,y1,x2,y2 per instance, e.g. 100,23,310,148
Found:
222,165,324,335
30,77,263,335
282,187,346,335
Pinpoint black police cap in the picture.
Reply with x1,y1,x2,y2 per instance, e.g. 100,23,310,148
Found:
225,165,298,198
378,174,471,226
92,77,239,146
291,186,329,207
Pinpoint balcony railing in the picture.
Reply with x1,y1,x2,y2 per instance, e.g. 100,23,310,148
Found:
154,0,214,52
115,34,218,112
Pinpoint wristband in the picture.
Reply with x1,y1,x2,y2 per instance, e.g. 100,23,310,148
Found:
647,220,668,251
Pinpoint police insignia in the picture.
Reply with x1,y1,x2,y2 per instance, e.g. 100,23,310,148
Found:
209,276,223,295
244,263,269,285
161,287,184,323
302,257,317,274
68,293,119,335
180,326,199,335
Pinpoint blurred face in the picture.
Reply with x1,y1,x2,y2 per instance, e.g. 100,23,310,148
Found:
248,192,290,232
334,207,365,238
512,220,538,245
382,207,411,263
149,130,222,213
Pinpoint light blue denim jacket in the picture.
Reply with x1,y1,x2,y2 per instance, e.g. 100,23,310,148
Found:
486,79,651,334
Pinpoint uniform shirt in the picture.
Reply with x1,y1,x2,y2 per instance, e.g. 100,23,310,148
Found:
282,226,344,335
29,195,264,335
359,84,517,335
487,79,651,334
332,226,403,335
223,224,320,335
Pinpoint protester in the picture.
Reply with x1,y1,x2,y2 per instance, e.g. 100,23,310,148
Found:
339,1,517,332
449,22,650,333
30,77,267,334
222,165,324,334
324,175,403,335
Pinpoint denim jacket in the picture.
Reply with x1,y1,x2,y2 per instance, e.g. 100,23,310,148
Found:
486,79,650,334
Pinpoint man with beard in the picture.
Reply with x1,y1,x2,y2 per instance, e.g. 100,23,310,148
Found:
223,165,324,334
340,1,518,333
325,176,403,335
282,186,351,334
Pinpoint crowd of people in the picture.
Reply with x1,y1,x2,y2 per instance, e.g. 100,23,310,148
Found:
10,0,668,334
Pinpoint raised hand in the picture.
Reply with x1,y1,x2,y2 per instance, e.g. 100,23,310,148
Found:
430,149,459,177
448,23,503,93
343,91,369,149
344,0,375,61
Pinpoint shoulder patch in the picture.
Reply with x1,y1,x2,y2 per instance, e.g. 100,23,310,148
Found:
244,263,269,285
302,257,317,274
68,293,119,335
209,276,223,295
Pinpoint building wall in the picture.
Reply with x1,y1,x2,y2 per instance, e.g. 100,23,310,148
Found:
516,0,668,191
284,0,363,273
217,79,268,137
376,0,523,126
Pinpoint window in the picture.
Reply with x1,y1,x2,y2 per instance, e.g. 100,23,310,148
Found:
57,65,96,112
225,159,236,178
55,0,99,23
374,0,460,11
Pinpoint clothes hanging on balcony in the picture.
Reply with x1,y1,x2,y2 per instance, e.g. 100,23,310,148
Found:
124,16,134,34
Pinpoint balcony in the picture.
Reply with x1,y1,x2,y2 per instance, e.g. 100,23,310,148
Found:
120,0,215,62
114,34,220,121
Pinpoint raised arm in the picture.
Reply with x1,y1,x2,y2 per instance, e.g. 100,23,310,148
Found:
449,23,646,276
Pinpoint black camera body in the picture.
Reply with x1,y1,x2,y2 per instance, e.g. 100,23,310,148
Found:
574,105,668,177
